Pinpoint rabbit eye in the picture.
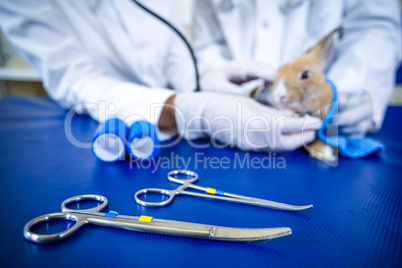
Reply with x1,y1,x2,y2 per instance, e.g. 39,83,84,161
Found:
301,71,309,80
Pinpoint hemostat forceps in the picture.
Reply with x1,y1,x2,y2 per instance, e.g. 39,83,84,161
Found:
134,170,313,211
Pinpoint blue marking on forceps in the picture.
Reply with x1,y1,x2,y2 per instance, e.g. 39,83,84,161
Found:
105,211,118,218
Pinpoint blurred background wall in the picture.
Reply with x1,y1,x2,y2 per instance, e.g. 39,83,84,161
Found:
0,0,401,104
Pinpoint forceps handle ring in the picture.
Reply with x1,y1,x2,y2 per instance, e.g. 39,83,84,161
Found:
134,188,175,207
167,170,198,184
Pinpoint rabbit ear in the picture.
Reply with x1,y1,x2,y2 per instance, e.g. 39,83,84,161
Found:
306,28,338,67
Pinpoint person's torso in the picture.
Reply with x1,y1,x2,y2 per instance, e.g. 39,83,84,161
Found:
211,0,343,68
55,0,179,88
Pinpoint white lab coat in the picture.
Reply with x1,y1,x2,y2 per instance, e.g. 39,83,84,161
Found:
0,0,195,134
192,0,402,128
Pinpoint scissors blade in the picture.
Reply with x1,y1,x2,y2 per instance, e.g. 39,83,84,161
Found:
90,215,291,242
210,226,292,241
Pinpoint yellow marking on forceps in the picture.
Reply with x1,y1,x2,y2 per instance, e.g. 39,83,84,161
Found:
139,215,153,222
206,188,216,194
206,188,225,196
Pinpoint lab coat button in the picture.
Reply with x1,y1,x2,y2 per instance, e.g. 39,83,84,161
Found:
220,0,235,12
262,21,270,29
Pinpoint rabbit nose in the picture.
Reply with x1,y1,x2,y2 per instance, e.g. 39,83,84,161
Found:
279,96,288,104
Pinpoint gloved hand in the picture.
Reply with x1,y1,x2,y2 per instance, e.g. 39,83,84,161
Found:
334,91,375,138
174,92,322,153
200,60,277,95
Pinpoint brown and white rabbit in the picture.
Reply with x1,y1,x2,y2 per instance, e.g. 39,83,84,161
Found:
252,30,338,161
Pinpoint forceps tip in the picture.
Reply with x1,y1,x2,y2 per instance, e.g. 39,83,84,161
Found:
274,203,313,211
293,204,313,211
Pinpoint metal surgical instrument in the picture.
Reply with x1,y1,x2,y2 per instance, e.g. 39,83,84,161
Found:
134,170,313,211
24,194,292,244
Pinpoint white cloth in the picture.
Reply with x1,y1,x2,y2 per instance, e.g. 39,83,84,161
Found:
192,0,402,129
0,0,196,139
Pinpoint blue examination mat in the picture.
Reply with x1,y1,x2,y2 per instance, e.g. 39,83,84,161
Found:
0,97,401,267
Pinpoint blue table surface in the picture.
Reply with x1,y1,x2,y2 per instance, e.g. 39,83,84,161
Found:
0,96,401,267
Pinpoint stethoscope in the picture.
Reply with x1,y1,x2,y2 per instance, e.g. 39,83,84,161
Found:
131,0,200,91
131,0,307,92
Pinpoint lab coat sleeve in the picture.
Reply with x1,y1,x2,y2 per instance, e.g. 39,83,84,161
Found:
327,0,402,129
163,3,197,92
192,0,229,73
0,0,174,138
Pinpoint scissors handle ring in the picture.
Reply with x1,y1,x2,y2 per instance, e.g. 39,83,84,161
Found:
134,188,175,207
61,194,108,213
24,212,87,244
167,170,199,184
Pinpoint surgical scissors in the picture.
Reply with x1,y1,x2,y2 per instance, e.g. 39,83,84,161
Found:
24,194,291,244
134,170,313,211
